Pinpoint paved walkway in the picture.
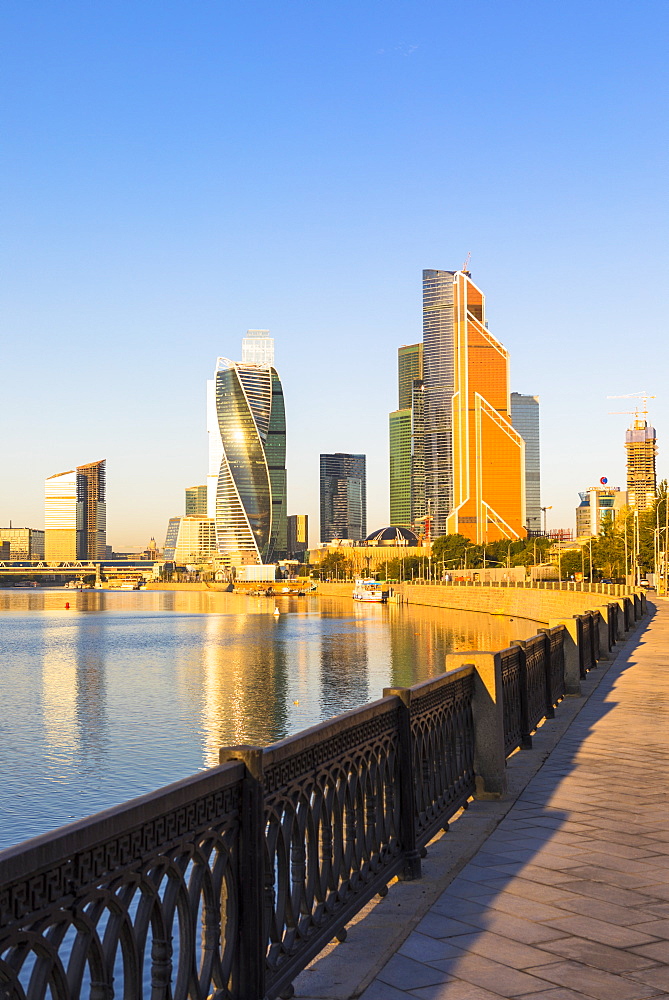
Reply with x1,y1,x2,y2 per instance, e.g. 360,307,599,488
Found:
296,599,669,1000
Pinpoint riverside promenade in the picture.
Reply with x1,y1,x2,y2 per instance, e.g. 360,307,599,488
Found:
295,599,669,1000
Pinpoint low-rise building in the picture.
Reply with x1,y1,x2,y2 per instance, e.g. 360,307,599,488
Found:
576,486,628,537
163,516,217,565
0,527,45,560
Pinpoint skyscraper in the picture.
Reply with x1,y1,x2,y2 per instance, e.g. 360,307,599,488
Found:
626,417,657,510
185,485,208,516
44,460,106,559
287,514,309,557
320,454,366,542
77,460,106,559
389,344,426,530
45,469,80,560
422,269,524,542
211,356,287,564
510,393,541,533
241,329,274,365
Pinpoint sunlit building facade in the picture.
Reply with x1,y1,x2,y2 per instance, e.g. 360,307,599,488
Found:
185,485,207,516
211,357,287,564
422,269,524,542
320,453,366,542
287,514,308,557
0,527,45,560
626,418,657,511
390,343,426,530
164,516,217,563
45,469,81,560
45,461,106,560
576,486,628,537
77,460,106,559
511,393,541,533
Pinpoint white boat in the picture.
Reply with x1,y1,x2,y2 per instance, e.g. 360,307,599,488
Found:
352,579,391,603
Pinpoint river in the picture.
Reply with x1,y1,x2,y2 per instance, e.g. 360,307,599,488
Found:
0,588,539,850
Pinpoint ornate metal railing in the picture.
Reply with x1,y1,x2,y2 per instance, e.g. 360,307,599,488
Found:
1,594,634,1000
501,646,523,756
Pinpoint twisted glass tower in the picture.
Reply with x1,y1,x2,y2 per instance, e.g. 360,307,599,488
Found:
212,358,287,563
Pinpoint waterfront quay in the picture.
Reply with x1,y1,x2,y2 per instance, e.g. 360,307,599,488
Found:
0,585,650,999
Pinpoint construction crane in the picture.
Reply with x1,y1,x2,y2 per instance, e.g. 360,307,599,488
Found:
607,392,656,420
461,251,471,274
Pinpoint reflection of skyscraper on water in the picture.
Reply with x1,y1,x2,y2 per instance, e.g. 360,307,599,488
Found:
199,612,290,766
319,607,378,718
41,614,109,770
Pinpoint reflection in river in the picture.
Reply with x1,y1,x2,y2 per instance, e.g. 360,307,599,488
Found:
0,589,538,849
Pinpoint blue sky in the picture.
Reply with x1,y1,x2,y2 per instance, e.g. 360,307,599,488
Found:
2,0,668,548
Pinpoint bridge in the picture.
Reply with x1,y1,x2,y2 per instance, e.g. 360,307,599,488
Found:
0,559,161,583
0,586,645,999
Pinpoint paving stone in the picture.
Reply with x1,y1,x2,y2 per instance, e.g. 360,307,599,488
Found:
359,981,414,1000
544,893,656,925
442,930,557,970
525,959,661,1000
552,879,659,908
628,968,669,991
414,912,481,940
538,935,659,972
426,952,555,997
443,908,568,944
409,982,505,1000
376,954,451,991
633,941,669,963
398,934,467,964
634,920,669,940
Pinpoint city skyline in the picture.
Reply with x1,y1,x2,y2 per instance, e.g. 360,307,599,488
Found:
2,2,667,548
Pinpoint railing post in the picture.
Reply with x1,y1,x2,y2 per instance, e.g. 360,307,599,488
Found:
537,629,556,718
594,606,611,658
511,640,533,748
548,618,581,695
383,687,421,880
220,745,267,1000
446,652,507,799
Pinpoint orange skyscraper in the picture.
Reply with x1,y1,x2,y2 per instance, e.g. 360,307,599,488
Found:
423,268,525,543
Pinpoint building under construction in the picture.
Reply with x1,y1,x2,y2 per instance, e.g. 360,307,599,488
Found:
626,418,657,510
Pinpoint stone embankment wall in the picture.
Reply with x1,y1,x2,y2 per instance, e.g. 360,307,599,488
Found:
315,581,633,624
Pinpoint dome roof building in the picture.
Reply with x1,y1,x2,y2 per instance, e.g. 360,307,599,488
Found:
364,526,418,547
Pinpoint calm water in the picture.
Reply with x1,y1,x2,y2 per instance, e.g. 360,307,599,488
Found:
0,589,538,850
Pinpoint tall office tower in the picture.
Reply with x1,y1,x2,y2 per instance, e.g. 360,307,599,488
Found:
422,269,524,542
389,409,412,527
511,393,541,533
287,514,309,557
390,344,426,529
242,329,274,365
185,485,208,516
398,343,423,409
626,417,657,510
320,454,366,542
211,356,287,564
77,460,106,558
45,469,81,559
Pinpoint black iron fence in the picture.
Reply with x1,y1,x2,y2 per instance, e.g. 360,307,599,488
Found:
0,598,635,1000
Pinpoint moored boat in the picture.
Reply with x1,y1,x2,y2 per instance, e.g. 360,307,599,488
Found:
352,579,392,603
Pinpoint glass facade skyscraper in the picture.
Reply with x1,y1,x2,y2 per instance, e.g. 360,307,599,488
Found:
390,343,425,530
422,269,524,542
212,357,287,564
510,393,541,533
185,485,208,516
320,454,366,542
44,460,106,560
